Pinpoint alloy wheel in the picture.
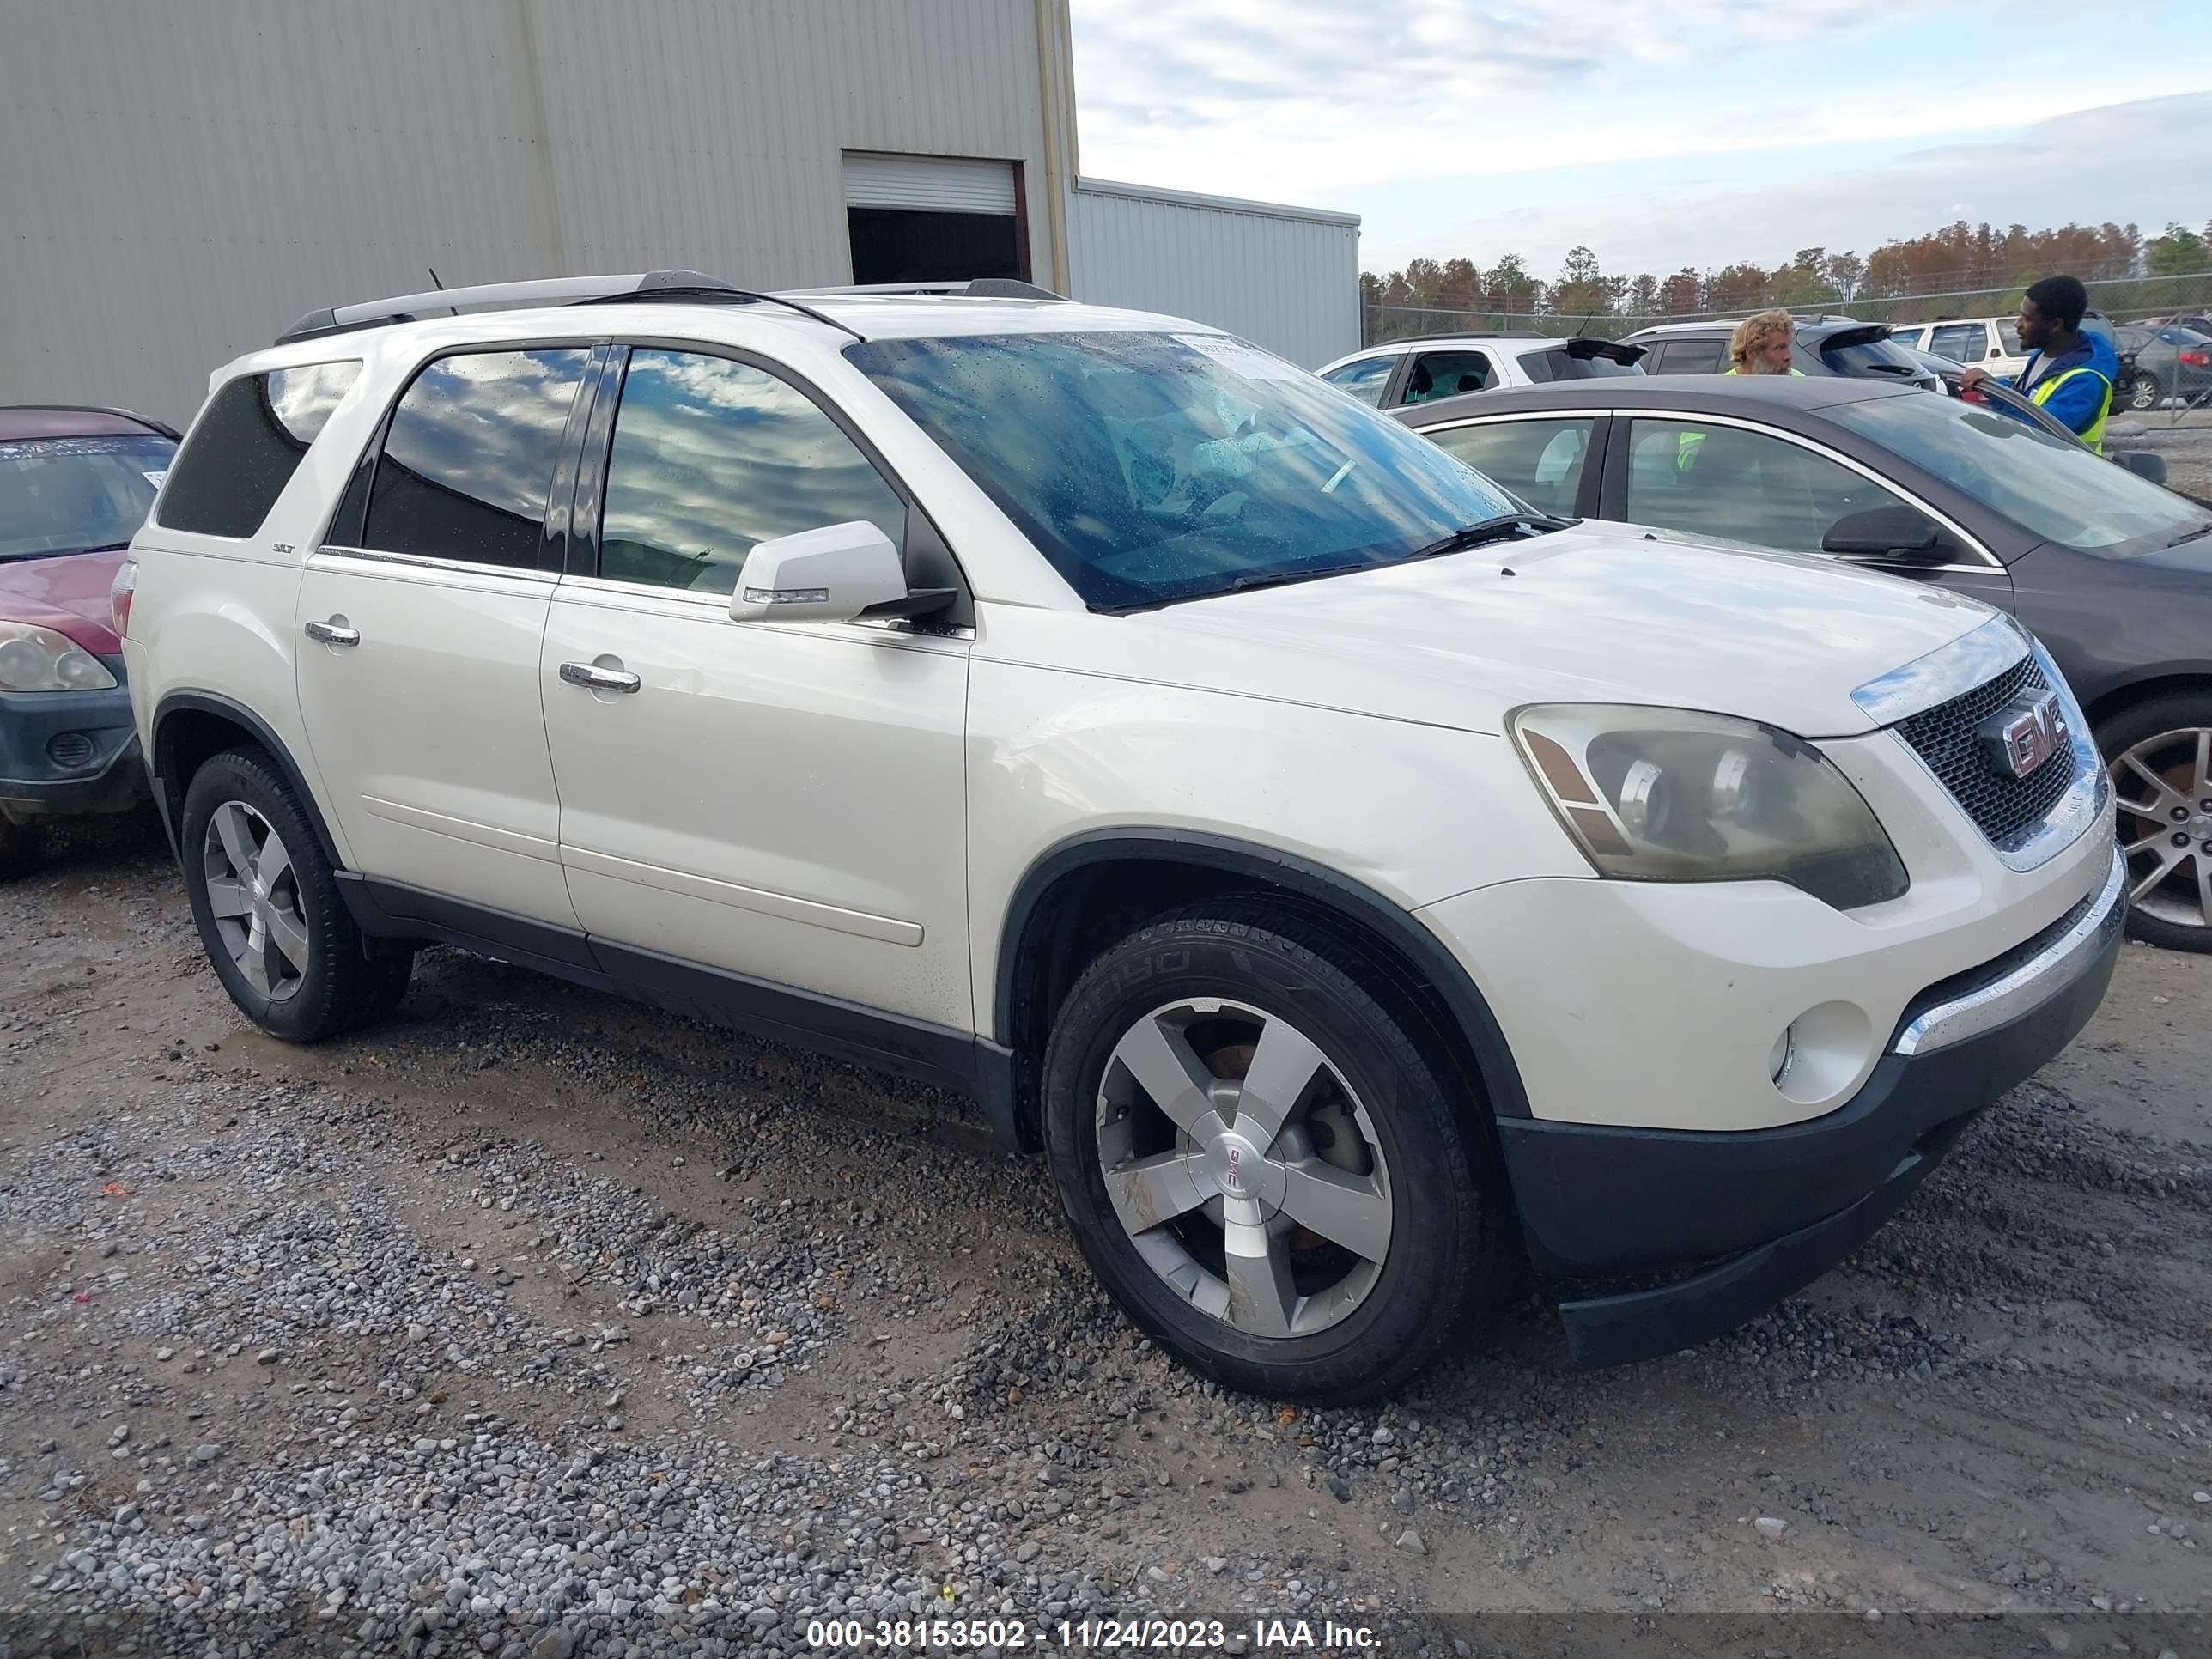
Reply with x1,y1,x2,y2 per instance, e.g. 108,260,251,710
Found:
1095,999,1393,1340
2112,728,2212,935
202,800,310,1000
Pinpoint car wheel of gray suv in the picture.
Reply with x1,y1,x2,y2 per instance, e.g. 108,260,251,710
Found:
180,748,416,1039
2105,694,2212,952
1042,900,1516,1401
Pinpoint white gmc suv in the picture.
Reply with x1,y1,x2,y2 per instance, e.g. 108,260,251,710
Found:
122,272,2123,1401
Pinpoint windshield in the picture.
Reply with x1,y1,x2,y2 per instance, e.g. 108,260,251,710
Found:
1831,394,2211,556
845,331,1522,609
0,434,175,560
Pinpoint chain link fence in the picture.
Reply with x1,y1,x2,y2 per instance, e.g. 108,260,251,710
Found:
1362,269,2212,348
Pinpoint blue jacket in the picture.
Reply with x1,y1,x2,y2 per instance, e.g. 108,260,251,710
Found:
2001,331,2119,438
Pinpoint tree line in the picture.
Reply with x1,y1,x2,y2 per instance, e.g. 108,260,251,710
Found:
1361,217,2212,321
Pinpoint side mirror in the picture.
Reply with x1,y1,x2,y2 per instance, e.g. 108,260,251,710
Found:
1821,505,1955,565
2112,450,2169,485
728,520,930,624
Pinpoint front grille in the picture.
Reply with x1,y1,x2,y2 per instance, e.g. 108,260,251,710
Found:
46,732,96,770
1894,655,2077,850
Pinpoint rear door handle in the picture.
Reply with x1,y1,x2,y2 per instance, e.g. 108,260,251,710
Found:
305,618,360,647
559,659,641,694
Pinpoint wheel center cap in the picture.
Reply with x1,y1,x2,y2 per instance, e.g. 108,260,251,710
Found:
1203,1128,1283,1207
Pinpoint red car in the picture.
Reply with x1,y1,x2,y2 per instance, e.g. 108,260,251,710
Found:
1,404,179,876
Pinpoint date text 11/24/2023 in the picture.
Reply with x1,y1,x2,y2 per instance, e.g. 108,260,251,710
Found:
805,1617,1382,1650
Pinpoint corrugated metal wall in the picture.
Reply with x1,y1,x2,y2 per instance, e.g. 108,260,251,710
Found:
0,0,1054,425
1066,179,1361,369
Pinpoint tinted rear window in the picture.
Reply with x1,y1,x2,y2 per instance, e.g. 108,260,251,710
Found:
1647,338,1726,374
157,362,361,538
1819,335,1928,380
1524,346,1642,381
361,349,590,569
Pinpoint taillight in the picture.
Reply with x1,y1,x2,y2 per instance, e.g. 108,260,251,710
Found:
111,559,138,638
2179,349,2210,367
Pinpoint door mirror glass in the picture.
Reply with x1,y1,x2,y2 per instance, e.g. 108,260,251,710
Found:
1820,505,1952,563
728,520,910,623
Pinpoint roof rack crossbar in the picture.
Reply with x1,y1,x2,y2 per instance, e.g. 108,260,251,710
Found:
274,270,868,346
777,277,1069,301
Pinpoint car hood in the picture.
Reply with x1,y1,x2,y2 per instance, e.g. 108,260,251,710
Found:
0,548,126,656
1054,525,1999,738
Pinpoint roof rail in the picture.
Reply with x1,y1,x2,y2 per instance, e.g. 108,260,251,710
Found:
777,277,1069,301
1,403,182,441
273,270,868,347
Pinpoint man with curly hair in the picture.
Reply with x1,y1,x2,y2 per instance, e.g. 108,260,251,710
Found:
1726,310,1802,376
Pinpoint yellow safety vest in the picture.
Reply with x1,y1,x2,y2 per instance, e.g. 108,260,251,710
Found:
2027,365,2112,453
1678,368,1804,466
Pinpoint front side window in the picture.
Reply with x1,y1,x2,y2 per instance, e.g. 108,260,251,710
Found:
1402,351,1494,403
362,349,590,569
1831,394,2212,556
1,434,175,560
1423,418,1595,518
1621,418,1913,555
596,349,907,595
1320,356,1394,407
158,360,361,538
846,331,1522,611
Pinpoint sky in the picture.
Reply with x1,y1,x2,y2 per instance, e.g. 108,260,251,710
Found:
1066,0,2212,279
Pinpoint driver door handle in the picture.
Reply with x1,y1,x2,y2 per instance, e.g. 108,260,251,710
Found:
304,618,360,647
559,659,641,694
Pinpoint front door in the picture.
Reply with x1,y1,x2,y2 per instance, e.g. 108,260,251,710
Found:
1605,414,2016,613
541,345,972,1031
295,345,594,926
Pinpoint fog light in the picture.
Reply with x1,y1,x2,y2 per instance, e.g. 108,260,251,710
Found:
1768,1024,1796,1085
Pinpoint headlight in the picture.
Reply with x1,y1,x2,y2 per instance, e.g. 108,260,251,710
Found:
1510,703,1909,910
0,622,118,692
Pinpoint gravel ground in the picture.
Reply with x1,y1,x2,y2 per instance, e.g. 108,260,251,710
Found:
2,818,2208,1658
2110,404,2212,505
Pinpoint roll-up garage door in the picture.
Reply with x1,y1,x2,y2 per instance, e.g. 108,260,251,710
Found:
842,153,1018,216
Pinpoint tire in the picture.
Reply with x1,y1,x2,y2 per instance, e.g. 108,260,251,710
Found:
2100,692,2212,953
1040,901,1515,1402
0,812,43,883
179,746,415,1038
2126,371,2163,413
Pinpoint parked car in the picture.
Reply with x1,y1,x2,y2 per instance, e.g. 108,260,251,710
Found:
2114,323,2212,412
1316,333,1644,408
1885,316,2027,378
127,272,2121,1400
1888,350,2170,481
1394,374,2210,950
1,404,179,876
2142,313,2212,336
1620,314,1942,390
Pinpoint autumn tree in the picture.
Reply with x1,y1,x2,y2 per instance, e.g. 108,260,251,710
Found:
1483,253,1545,316
1659,268,1702,314
2148,222,2209,276
1628,273,1660,314
1438,258,1480,311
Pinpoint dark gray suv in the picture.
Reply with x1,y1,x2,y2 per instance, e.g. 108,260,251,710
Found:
1622,314,1942,391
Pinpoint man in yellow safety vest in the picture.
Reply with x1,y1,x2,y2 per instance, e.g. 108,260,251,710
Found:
1961,275,2117,452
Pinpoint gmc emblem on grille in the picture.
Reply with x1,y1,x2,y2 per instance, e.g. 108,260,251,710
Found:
1983,690,2066,780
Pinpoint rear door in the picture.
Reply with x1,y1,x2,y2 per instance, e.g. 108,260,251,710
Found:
295,343,595,925
1411,413,1608,519
540,342,974,1032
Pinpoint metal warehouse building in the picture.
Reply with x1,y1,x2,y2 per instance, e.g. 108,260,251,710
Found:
0,0,1360,426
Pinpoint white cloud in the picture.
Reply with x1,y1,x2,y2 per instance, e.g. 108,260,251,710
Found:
1358,93,2212,276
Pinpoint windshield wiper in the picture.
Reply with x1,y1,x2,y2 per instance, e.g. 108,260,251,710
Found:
2168,523,2212,548
1406,513,1575,561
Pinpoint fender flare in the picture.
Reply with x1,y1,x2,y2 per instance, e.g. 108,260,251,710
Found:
149,690,347,872
994,827,1532,1121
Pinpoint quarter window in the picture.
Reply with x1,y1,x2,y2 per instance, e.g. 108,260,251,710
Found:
596,349,907,595
1621,418,1915,556
361,349,590,569
1929,324,1988,364
157,361,361,538
1320,356,1395,407
1423,418,1595,518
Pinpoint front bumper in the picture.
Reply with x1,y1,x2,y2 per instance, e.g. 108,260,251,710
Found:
0,678,146,819
1501,844,2126,1368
